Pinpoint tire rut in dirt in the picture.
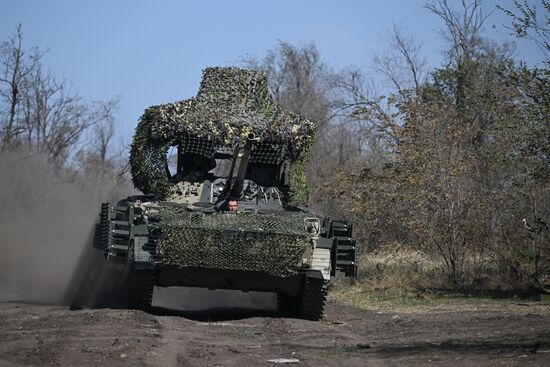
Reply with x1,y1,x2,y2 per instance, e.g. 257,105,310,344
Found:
299,277,328,320
127,269,156,313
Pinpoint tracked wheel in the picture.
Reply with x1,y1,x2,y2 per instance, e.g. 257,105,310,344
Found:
298,277,329,321
127,269,156,313
98,202,111,258
93,222,102,250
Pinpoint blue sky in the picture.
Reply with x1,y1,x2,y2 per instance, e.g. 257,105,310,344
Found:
1,0,544,143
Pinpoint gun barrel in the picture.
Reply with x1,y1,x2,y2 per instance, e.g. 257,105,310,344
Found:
230,133,255,197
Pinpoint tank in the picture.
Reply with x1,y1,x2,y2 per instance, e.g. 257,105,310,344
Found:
94,67,357,320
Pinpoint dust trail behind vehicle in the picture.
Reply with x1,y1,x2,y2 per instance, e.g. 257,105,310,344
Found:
0,148,275,312
0,149,131,305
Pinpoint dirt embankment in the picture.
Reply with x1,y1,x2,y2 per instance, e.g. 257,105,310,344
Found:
1,291,549,367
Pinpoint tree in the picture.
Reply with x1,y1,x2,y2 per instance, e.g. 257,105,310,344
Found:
243,41,331,124
0,24,41,147
374,24,428,96
0,24,119,167
392,0,549,286
498,0,550,56
327,26,429,249
242,41,362,216
328,0,549,289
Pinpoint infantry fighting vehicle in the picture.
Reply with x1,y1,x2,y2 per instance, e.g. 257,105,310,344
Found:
95,67,356,320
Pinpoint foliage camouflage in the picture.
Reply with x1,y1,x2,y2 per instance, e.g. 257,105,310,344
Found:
130,67,317,202
152,205,313,277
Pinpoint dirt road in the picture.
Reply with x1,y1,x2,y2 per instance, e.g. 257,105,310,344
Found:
1,290,549,366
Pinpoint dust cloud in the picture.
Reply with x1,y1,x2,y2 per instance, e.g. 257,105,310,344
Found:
0,149,132,305
0,149,276,314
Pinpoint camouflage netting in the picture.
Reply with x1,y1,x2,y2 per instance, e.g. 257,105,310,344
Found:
130,67,317,202
153,206,313,277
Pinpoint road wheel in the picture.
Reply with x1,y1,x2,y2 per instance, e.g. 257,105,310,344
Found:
298,277,329,321
127,269,155,313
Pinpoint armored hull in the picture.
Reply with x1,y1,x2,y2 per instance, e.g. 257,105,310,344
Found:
97,196,355,319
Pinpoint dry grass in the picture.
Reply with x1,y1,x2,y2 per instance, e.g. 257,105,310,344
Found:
329,282,549,314
354,244,446,290
329,245,549,314
353,244,539,291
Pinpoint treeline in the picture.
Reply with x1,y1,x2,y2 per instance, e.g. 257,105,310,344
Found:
0,26,132,303
0,24,130,193
246,0,549,290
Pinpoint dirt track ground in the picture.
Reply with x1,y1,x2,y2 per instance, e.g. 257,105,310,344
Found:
1,289,549,367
